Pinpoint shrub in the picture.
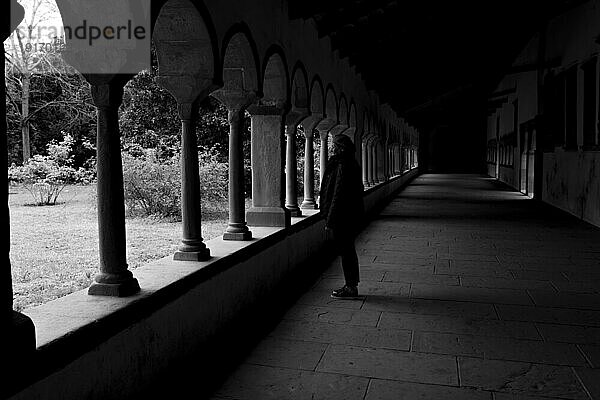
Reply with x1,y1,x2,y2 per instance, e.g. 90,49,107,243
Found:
122,150,181,219
8,133,94,205
122,146,229,220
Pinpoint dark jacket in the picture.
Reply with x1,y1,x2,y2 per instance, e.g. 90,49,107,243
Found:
319,151,364,233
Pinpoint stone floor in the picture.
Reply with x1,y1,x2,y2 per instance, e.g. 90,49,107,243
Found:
210,174,600,400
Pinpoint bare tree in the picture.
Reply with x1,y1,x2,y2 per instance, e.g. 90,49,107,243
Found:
4,0,94,163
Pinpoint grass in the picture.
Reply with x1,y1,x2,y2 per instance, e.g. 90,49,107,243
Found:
9,184,229,312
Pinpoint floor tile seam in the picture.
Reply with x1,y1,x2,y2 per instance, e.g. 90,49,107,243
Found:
312,343,330,372
364,376,493,392
406,295,534,307
257,336,414,354
310,366,462,388
361,378,373,400
454,353,591,370
409,329,572,343
405,348,588,368
575,344,595,369
571,366,595,400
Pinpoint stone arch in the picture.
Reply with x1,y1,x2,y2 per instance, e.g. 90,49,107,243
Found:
363,111,371,136
219,24,260,96
260,46,290,108
345,101,358,143
338,95,349,127
153,0,219,101
309,76,325,115
324,84,338,125
291,61,310,111
349,102,357,129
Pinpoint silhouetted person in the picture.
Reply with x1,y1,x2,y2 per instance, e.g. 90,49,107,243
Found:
320,134,364,299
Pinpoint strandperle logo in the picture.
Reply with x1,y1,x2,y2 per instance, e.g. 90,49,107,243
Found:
9,0,151,75
17,20,148,47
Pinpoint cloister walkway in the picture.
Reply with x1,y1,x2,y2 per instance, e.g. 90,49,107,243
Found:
210,174,600,400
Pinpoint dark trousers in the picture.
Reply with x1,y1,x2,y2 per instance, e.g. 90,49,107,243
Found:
331,229,360,287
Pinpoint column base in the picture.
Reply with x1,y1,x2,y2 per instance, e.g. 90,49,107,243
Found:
88,277,140,297
301,200,318,210
174,248,211,261
223,230,253,241
247,206,291,227
286,205,302,217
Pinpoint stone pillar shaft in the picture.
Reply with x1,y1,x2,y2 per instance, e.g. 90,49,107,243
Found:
224,109,252,240
300,117,321,210
175,103,211,259
319,130,329,189
370,143,376,184
362,141,368,186
89,82,140,296
285,124,301,216
246,108,290,227
301,134,316,209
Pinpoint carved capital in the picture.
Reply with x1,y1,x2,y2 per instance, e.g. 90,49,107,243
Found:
178,102,194,121
91,83,124,109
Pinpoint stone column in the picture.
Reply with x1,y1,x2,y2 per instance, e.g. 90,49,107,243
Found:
361,139,369,187
3,0,36,356
223,107,252,240
386,146,394,179
366,140,373,186
88,80,140,296
246,106,291,227
212,91,256,241
370,142,377,184
300,116,322,209
285,111,308,217
318,129,329,187
173,102,211,260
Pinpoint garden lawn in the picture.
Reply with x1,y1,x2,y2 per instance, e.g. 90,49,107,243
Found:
9,184,228,311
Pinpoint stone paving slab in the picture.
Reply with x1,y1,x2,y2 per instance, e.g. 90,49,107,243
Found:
364,379,492,400
496,304,600,327
410,283,534,305
412,331,586,365
574,368,600,399
383,270,460,286
316,345,458,386
210,175,600,400
269,320,412,351
459,276,556,291
242,337,328,371
283,304,381,327
361,297,498,318
579,344,600,368
212,364,370,400
528,290,600,311
536,323,600,344
458,357,589,399
378,312,540,339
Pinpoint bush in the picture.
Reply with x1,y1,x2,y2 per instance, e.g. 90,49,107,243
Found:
8,133,94,205
122,146,229,220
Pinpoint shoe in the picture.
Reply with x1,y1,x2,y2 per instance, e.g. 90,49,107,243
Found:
331,285,359,299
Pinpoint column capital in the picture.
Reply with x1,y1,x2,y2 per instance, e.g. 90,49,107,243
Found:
177,102,195,121
90,81,125,110
212,89,258,114
316,118,336,133
301,114,324,138
286,107,309,127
